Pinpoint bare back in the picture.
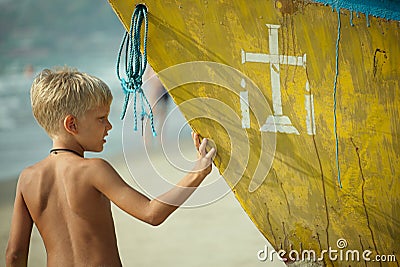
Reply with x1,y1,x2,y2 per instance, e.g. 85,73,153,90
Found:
20,153,122,267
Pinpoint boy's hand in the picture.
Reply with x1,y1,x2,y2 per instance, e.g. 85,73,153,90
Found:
191,132,216,176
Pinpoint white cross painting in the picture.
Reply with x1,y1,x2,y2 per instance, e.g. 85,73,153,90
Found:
241,23,316,136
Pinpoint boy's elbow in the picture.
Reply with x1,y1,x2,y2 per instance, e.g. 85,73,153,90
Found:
142,202,166,226
6,245,26,266
147,214,164,226
149,220,162,227
144,209,167,226
5,250,18,266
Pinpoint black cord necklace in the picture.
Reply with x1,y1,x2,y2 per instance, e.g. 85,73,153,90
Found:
50,148,83,158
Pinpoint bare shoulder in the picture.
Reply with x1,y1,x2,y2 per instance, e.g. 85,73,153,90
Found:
83,157,115,174
17,160,47,189
82,158,132,199
82,158,122,184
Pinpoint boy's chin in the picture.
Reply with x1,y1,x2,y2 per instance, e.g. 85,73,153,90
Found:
88,146,104,153
96,147,104,153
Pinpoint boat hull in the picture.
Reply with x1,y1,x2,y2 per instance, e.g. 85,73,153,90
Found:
109,1,400,265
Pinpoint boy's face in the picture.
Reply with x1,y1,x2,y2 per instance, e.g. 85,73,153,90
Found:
75,105,112,152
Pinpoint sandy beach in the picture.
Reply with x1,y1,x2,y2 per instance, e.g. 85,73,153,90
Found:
0,140,284,267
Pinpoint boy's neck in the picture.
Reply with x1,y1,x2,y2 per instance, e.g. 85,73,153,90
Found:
50,148,84,157
52,138,85,158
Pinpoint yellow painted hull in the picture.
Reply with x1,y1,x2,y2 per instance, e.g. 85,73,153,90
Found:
108,1,399,265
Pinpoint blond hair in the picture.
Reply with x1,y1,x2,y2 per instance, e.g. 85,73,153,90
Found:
31,67,113,137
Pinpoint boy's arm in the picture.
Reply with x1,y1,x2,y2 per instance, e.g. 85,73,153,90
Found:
91,133,215,226
6,177,33,267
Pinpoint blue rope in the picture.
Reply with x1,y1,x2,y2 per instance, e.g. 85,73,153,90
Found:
334,9,342,188
116,4,157,136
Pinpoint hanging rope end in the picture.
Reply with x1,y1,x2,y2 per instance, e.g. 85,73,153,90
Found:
119,112,125,121
337,173,343,189
116,3,157,137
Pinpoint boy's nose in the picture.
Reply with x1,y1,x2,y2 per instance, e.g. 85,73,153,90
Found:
107,120,112,131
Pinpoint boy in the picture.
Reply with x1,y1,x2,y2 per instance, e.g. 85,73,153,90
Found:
5,67,215,267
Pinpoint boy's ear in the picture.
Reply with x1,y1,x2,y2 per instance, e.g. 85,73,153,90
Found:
64,115,78,134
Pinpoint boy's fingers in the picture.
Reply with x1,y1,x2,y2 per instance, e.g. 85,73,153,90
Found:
192,132,200,148
199,138,207,155
205,147,216,159
196,138,200,150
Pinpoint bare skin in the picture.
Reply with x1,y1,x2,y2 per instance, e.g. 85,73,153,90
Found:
6,105,215,267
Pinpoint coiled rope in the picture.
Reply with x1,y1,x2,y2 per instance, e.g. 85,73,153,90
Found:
116,4,156,136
